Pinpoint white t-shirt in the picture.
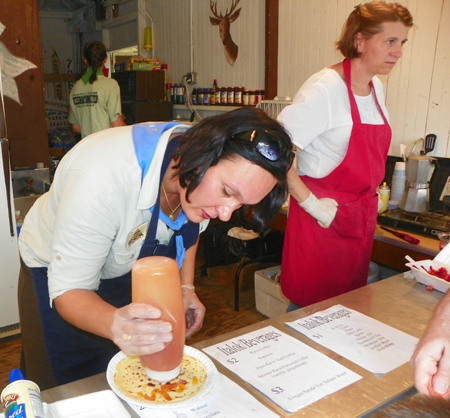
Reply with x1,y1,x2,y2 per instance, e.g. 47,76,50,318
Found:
278,67,389,178
19,124,208,301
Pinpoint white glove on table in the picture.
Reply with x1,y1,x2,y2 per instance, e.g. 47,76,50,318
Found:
299,192,338,228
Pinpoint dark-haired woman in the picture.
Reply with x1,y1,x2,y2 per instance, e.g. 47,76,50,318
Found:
278,1,414,310
18,107,294,389
68,41,126,138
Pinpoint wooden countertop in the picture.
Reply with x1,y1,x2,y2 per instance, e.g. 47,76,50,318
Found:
33,274,443,417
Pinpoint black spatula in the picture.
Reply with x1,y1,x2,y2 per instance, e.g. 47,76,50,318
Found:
421,133,437,155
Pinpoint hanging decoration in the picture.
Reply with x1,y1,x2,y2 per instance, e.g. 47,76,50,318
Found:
209,0,242,66
0,21,37,105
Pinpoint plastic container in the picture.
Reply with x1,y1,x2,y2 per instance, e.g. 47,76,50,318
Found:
132,256,185,382
1,375,44,418
15,210,23,236
378,182,390,213
390,161,406,203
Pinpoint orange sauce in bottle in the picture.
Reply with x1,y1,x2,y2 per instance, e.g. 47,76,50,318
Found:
132,256,186,381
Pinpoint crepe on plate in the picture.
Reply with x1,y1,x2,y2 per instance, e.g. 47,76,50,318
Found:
114,354,207,404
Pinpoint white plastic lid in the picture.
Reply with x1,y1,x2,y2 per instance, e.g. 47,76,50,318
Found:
144,364,181,382
394,161,406,171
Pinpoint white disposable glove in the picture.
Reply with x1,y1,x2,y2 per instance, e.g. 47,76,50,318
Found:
299,192,338,228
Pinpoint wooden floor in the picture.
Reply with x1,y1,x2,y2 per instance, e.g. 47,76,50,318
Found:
0,271,268,391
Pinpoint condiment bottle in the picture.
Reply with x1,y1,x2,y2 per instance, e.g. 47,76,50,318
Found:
211,79,218,105
243,90,250,106
220,87,227,105
248,90,256,106
234,87,243,105
378,182,390,213
15,210,23,236
227,87,234,105
132,256,185,382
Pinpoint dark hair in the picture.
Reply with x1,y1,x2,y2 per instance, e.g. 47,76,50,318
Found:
336,1,414,59
172,107,294,231
83,41,107,84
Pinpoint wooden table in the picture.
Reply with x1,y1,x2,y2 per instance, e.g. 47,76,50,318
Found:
31,274,443,417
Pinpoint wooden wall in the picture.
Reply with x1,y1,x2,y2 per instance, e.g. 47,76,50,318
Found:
145,0,265,92
0,0,49,168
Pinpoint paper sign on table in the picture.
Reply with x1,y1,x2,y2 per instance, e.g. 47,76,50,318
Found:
286,304,419,375
129,373,280,418
202,326,361,413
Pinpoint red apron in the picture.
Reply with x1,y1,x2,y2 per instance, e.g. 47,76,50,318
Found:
281,59,391,306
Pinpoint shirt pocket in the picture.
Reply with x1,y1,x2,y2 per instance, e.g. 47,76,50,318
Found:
104,244,144,278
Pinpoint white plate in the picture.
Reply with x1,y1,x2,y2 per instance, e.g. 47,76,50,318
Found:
406,259,450,293
106,346,218,410
45,389,131,418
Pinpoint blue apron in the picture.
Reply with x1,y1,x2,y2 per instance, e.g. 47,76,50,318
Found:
30,123,199,385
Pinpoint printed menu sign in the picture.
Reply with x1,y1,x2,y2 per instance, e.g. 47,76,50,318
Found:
286,305,419,375
129,373,280,418
203,326,361,413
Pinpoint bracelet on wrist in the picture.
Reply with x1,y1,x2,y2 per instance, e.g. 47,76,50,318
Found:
181,284,195,291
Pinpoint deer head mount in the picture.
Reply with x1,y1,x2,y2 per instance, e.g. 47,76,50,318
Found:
209,0,241,66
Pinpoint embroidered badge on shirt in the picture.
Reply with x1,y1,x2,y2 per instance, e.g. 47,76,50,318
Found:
127,223,148,248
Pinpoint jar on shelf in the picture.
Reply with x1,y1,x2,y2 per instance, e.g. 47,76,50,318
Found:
203,88,211,105
220,87,227,105
234,87,243,105
255,90,264,106
243,90,250,106
227,87,234,105
248,90,256,106
197,88,204,105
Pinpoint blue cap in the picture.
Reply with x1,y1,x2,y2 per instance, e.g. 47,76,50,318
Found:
9,369,25,383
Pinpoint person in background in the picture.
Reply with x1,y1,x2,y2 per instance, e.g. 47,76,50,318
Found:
411,291,450,397
68,41,126,138
18,107,294,390
278,0,413,311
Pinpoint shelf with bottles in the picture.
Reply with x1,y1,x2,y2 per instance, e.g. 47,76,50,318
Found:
172,104,243,112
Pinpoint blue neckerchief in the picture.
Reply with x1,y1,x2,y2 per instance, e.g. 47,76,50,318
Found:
133,122,180,183
133,122,191,268
150,207,187,268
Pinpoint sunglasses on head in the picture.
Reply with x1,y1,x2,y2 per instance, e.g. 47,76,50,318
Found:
232,129,294,169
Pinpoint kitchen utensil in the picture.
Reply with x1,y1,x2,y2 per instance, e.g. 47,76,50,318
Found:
421,133,437,155
381,226,420,244
405,255,426,270
400,155,437,213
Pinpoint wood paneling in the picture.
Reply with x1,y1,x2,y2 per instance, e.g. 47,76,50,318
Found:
0,0,49,168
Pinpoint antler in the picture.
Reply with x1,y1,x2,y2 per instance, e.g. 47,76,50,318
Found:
226,0,240,17
210,0,221,18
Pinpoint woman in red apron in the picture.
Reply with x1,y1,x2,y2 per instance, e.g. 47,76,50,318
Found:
279,1,413,308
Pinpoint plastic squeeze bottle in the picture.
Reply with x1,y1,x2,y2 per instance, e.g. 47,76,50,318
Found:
132,256,186,382
378,182,390,213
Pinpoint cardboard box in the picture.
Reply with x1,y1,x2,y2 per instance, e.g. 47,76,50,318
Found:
207,258,261,291
255,266,289,318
